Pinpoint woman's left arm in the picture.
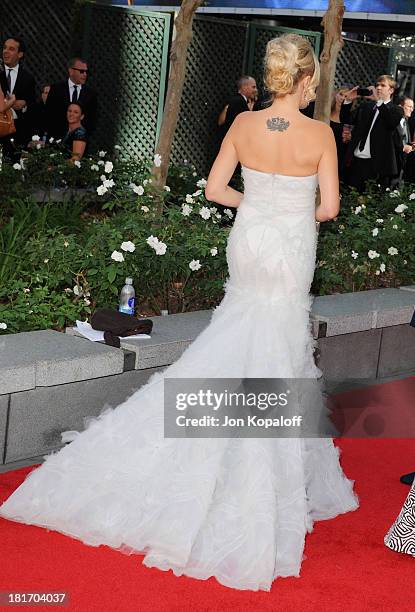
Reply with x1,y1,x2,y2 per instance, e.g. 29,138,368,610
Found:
205,120,242,207
71,139,86,162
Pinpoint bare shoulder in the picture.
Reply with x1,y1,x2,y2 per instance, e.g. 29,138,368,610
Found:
227,111,255,138
303,116,334,138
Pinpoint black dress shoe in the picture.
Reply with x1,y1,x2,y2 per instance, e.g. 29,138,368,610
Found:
400,472,415,485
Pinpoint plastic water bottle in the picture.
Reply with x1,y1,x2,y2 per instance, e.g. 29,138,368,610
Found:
118,277,135,315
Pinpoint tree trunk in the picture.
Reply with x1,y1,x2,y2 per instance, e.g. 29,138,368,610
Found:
152,0,202,200
313,0,345,124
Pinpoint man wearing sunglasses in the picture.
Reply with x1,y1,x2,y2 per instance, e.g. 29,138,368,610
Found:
45,57,97,140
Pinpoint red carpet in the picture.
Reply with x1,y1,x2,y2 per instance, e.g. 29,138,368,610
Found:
1,379,415,611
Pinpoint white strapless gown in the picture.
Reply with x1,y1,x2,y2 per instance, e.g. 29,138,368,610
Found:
0,167,358,591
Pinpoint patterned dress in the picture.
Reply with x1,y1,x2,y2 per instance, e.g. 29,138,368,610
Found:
385,481,415,556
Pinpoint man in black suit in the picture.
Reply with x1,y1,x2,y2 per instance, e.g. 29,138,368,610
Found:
223,75,257,134
396,96,415,184
0,36,36,158
45,57,97,140
346,75,404,193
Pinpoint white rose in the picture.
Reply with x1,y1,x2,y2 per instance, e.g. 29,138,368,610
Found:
189,259,202,271
98,160,105,166
74,160,81,168
111,250,124,262
388,247,398,255
351,251,358,259
210,247,218,256
372,228,379,237
49,137,54,143
120,241,135,253
379,263,386,272
0,322,7,330
133,185,144,196
186,194,194,204
154,153,162,167
409,193,415,200
97,185,108,196
224,209,234,219
394,204,408,213
141,206,149,213
32,135,40,142
354,206,362,215
99,150,107,157
368,250,380,259
196,178,207,188
146,235,160,249
181,204,193,217
392,224,398,229
155,241,167,255
100,174,106,181
91,164,99,171
104,161,113,174
13,163,22,170
199,206,211,220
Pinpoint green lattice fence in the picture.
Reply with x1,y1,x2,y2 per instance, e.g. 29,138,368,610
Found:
0,0,78,93
171,16,249,174
81,3,171,156
335,39,393,88
0,2,394,172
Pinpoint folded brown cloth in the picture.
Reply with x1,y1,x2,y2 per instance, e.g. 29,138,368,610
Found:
91,308,153,348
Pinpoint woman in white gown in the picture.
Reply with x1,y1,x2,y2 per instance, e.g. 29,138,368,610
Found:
0,34,358,591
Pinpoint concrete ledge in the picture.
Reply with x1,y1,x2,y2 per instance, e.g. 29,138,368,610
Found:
0,330,124,394
1,287,414,469
120,311,212,368
311,288,415,337
0,396,8,463
4,368,158,464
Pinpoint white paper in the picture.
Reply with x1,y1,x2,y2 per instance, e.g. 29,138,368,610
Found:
75,320,151,342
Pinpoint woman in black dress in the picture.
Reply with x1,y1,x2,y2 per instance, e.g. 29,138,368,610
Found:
62,102,88,162
330,87,356,181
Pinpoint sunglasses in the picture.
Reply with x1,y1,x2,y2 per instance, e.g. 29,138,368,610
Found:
71,67,88,74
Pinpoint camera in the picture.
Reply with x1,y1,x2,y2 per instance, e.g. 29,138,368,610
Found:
357,87,372,97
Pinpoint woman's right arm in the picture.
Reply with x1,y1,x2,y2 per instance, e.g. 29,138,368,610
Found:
316,124,340,222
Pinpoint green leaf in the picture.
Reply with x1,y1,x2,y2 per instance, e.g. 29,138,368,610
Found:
107,268,117,284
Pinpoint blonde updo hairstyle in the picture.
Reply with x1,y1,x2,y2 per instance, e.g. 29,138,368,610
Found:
264,33,320,102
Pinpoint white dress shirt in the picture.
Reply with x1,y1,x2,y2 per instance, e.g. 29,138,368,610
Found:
4,62,19,93
4,63,20,118
68,78,82,102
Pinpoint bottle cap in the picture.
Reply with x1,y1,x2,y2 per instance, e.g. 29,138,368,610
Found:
125,277,133,285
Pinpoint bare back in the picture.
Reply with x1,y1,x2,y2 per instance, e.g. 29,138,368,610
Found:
230,108,333,177
206,101,339,220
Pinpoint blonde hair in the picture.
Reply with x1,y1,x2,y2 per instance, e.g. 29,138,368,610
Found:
264,33,320,100
331,87,349,113
377,74,396,90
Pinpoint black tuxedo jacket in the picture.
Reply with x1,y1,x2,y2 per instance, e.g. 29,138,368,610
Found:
348,101,404,176
224,93,249,133
0,65,36,145
45,80,98,139
0,64,36,118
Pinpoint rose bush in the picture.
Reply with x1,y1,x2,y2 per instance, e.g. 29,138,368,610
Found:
0,148,414,335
